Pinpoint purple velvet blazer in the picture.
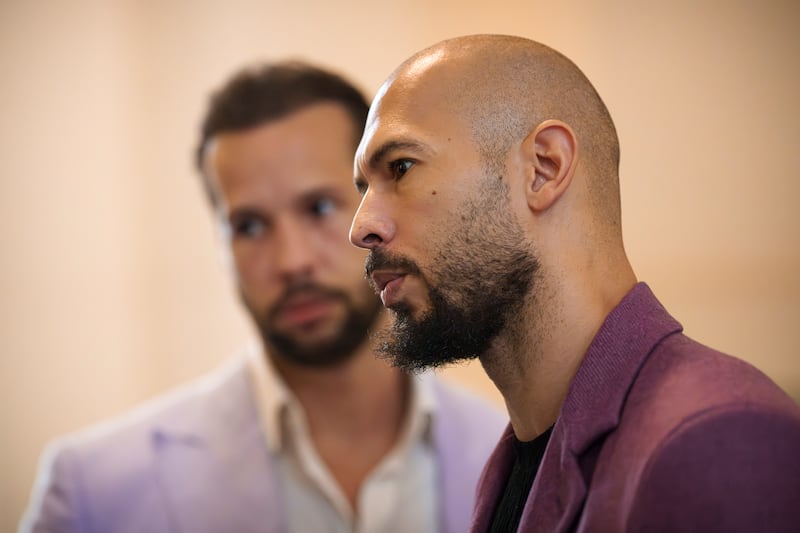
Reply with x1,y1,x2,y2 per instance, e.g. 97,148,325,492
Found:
472,283,800,532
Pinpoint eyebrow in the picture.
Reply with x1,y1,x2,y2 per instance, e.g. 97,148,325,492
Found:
227,206,264,224
296,185,344,206
365,139,430,172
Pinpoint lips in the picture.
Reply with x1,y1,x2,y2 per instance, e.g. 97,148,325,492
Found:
370,271,406,307
366,250,423,308
273,293,338,327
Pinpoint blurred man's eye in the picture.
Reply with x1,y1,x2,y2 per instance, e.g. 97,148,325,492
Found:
310,197,336,218
233,217,266,238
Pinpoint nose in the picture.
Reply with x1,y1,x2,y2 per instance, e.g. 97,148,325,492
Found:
349,191,396,250
274,220,314,278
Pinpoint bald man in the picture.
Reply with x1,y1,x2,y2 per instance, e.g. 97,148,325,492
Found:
350,35,800,532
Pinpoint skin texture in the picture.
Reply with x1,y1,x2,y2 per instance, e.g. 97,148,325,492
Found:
350,35,637,440
203,102,406,508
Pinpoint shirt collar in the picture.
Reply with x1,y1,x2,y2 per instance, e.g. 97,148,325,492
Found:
245,342,438,454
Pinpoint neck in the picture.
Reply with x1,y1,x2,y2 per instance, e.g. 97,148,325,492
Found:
268,315,409,509
481,267,636,441
271,320,407,437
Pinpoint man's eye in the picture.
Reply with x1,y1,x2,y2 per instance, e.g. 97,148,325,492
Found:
389,159,414,179
310,197,336,217
233,217,266,238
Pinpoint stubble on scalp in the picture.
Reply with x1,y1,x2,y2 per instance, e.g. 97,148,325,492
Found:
396,34,622,234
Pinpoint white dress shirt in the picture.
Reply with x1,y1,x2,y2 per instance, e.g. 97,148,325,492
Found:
246,347,439,533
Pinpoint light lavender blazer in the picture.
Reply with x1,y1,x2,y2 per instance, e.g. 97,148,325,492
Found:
22,357,506,533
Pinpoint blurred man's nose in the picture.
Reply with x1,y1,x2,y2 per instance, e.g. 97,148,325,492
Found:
274,221,315,278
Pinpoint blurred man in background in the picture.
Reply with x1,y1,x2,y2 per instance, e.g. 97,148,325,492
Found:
22,61,506,533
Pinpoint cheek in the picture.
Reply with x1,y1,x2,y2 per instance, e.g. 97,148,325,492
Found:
318,214,364,254
326,239,370,279
230,243,273,287
397,185,460,240
315,227,370,281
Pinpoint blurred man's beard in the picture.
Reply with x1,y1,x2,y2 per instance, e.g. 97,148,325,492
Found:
244,284,383,368
368,176,539,372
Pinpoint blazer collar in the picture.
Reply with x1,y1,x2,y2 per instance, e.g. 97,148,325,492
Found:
557,283,683,457
473,283,683,532
525,283,682,532
150,357,286,533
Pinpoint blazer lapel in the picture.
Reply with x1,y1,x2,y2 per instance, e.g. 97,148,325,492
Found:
520,284,683,532
151,359,286,533
516,423,587,532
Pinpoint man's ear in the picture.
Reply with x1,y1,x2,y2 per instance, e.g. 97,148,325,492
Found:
520,120,578,212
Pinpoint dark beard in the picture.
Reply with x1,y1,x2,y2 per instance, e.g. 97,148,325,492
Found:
245,283,383,368
367,176,539,372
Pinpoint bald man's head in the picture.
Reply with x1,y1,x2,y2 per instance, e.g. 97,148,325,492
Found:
377,34,621,228
350,36,635,372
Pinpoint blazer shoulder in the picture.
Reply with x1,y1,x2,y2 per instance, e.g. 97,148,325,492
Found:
627,404,800,532
635,333,799,420
21,357,252,533
429,375,508,450
53,356,248,456
432,376,506,420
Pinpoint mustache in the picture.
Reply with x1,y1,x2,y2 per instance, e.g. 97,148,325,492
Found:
364,249,423,281
270,282,347,315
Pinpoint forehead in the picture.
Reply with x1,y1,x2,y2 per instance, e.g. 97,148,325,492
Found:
208,103,357,201
356,54,472,166
357,70,470,167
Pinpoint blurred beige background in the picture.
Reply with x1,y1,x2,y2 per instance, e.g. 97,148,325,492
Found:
2,0,799,529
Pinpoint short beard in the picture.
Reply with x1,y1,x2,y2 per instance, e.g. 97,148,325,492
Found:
368,175,540,372
244,283,383,368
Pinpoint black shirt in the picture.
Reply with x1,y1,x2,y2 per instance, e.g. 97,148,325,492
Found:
488,426,554,533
